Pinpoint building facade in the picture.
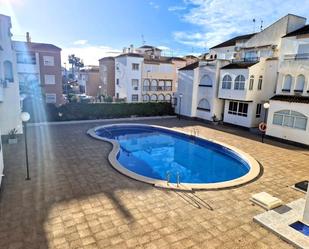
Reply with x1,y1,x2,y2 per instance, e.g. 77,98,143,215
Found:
13,36,63,106
266,25,309,145
0,14,22,187
77,66,100,97
99,57,115,97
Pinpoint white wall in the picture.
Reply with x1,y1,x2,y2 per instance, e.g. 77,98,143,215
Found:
266,100,309,145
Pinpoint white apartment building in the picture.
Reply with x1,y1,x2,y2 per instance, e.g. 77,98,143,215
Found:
176,14,307,130
115,53,144,102
0,14,22,186
266,25,309,145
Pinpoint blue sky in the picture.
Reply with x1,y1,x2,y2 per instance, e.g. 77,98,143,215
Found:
1,0,309,65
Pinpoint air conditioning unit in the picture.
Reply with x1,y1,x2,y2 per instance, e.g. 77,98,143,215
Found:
134,87,138,90
271,45,277,50
234,46,241,52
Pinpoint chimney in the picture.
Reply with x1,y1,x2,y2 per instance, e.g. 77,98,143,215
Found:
26,32,31,43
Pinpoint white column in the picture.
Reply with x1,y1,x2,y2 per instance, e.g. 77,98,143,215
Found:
303,184,309,225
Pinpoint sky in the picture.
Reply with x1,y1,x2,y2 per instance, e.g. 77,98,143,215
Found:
1,0,309,65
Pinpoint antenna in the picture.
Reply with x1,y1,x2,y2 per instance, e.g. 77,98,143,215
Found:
253,18,256,33
141,34,146,45
260,19,263,31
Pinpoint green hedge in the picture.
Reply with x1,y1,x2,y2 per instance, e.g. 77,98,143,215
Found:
25,102,174,123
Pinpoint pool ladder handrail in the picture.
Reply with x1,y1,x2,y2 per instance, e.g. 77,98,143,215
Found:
190,128,199,137
166,171,181,187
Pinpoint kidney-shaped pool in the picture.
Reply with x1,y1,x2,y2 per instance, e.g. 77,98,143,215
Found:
88,124,260,190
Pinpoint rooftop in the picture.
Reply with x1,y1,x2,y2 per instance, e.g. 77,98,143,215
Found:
179,61,199,71
283,24,309,38
210,33,256,49
13,41,61,51
139,45,162,51
270,94,309,103
221,61,258,69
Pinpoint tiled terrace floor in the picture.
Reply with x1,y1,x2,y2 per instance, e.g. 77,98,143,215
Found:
1,118,308,249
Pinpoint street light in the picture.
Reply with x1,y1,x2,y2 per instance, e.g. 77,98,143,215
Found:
261,102,270,143
20,112,30,180
178,93,183,120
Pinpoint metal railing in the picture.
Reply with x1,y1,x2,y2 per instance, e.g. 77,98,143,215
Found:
284,53,309,61
166,171,181,187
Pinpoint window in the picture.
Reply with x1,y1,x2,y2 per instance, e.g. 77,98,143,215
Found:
45,93,56,103
150,80,158,91
165,81,172,91
143,79,150,91
43,56,54,66
143,94,150,102
222,75,232,89
158,80,164,91
132,63,139,70
16,52,36,64
4,60,14,82
256,104,262,118
158,94,165,101
44,74,55,84
116,93,119,99
165,94,172,102
116,79,119,85
200,74,212,87
228,101,248,117
257,76,263,90
150,94,157,101
131,94,138,102
249,75,254,90
197,98,210,112
234,75,245,90
282,74,292,92
132,79,139,90
295,74,305,92
273,110,307,130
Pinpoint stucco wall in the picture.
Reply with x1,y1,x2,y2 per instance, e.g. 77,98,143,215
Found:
266,100,309,145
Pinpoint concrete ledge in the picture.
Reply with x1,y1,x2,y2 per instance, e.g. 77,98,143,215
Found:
28,116,177,127
87,123,261,191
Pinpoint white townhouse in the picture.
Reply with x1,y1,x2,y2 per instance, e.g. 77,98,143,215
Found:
266,25,309,145
115,53,144,102
217,14,306,128
175,34,254,121
0,14,22,187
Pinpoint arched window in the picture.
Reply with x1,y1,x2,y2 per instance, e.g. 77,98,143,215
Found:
273,110,307,130
200,74,212,87
249,75,254,90
283,75,292,92
257,76,263,90
234,75,245,90
165,81,172,91
150,80,158,91
143,79,150,91
158,94,164,101
158,80,164,91
150,94,157,102
4,60,14,82
222,75,232,89
197,98,210,112
143,94,150,102
165,94,172,102
295,74,305,92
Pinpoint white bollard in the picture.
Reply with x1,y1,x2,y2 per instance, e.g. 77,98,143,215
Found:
303,183,309,225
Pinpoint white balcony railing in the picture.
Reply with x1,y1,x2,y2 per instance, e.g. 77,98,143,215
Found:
284,53,309,60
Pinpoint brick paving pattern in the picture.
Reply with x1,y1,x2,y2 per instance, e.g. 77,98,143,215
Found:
1,118,308,248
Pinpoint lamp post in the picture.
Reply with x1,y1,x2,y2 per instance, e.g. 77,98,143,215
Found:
262,102,270,143
21,112,31,180
178,93,183,120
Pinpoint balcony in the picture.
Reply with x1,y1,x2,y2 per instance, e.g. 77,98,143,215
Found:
142,86,172,92
284,53,309,61
231,57,260,63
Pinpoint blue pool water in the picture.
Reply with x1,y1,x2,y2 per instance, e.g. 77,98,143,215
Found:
290,221,309,236
96,125,250,184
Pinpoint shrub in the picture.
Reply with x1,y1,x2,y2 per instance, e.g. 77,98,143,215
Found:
25,102,174,123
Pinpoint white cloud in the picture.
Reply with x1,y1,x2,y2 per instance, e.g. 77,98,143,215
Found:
157,46,170,51
62,45,121,66
149,1,159,9
73,39,88,45
173,0,309,49
168,6,186,11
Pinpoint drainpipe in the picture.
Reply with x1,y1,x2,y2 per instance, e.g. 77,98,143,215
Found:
303,184,309,225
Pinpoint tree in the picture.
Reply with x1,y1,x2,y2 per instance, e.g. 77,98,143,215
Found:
68,54,84,79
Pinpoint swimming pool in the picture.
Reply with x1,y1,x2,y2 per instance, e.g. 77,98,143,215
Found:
88,124,260,190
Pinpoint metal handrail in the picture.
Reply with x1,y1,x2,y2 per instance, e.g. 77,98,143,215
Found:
176,172,180,187
166,171,170,185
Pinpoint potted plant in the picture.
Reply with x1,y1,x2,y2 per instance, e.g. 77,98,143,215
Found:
8,128,18,144
212,115,219,125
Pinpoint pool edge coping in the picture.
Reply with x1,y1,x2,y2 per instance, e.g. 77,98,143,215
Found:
87,123,261,191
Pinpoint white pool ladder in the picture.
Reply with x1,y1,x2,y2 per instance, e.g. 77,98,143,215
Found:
166,171,181,187
190,128,199,137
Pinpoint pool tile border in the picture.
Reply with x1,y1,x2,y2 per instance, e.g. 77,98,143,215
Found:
87,123,261,190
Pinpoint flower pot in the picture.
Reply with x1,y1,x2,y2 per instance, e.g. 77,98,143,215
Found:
8,138,17,144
